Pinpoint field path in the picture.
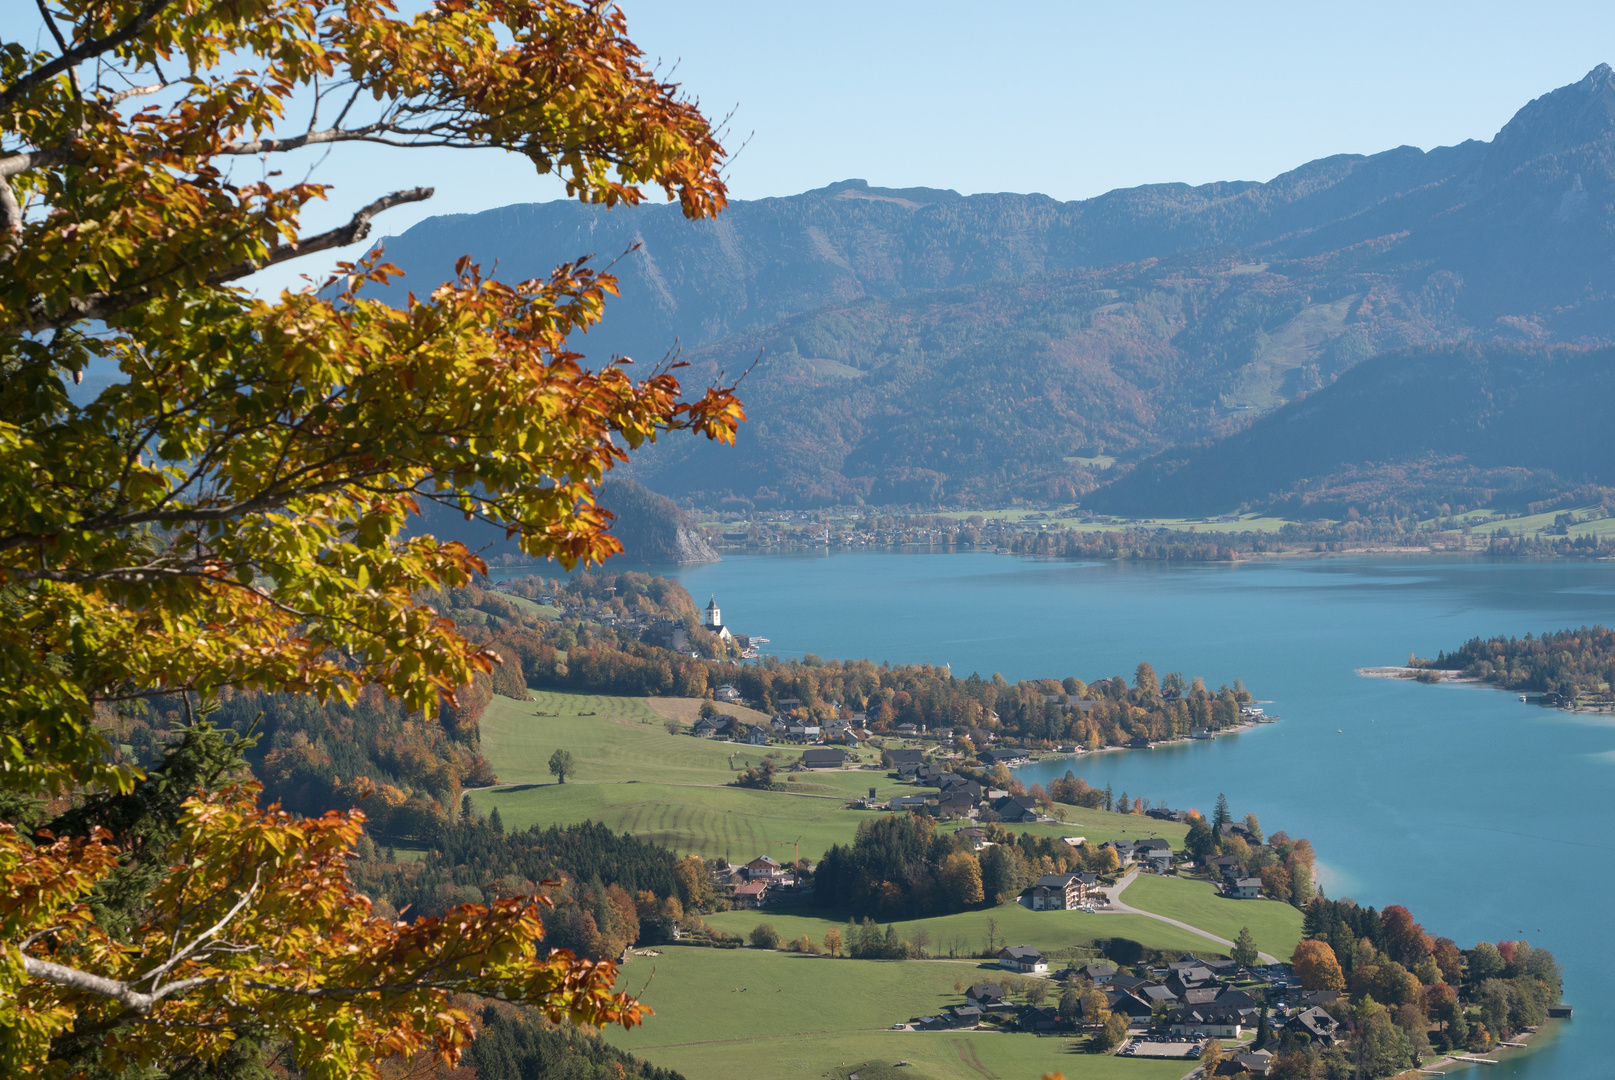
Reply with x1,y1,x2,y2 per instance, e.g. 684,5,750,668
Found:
1102,871,1280,964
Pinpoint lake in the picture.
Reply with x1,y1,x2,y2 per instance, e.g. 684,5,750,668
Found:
657,550,1615,1078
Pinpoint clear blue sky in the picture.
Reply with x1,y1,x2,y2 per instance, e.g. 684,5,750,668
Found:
268,0,1614,292
10,0,1615,291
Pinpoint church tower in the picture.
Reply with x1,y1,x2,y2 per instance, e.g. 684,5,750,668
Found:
703,595,732,641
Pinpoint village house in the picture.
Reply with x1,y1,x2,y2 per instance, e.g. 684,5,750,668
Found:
1099,840,1135,866
990,794,1039,823
1134,836,1174,870
953,826,991,850
691,715,730,738
738,725,771,746
933,791,977,819
965,982,1004,1007
939,775,983,800
997,945,1048,974
1227,877,1263,900
979,747,1030,767
1025,873,1089,911
1286,1006,1343,1046
743,856,784,881
714,683,743,704
731,881,769,908
1226,1050,1275,1076
1100,988,1154,1022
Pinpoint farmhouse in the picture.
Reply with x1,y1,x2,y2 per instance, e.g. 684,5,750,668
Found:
965,983,1005,1007
997,945,1048,973
731,881,769,908
990,794,1039,823
1228,877,1263,900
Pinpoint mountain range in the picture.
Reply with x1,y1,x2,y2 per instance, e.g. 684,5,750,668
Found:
371,65,1615,513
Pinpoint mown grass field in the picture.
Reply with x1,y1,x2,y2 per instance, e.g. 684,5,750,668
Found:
701,899,1226,961
605,946,1189,1080
472,692,914,860
1121,874,1304,960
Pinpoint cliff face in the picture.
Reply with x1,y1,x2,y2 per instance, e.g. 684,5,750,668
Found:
598,479,718,565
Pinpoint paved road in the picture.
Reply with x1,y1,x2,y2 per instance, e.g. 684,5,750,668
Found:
1099,870,1281,965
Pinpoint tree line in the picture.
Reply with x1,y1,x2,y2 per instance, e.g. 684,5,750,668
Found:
1414,625,1615,701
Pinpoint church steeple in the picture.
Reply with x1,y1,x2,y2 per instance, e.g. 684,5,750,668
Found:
704,594,721,629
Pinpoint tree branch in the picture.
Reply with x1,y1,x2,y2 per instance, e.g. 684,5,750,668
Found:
207,187,433,285
0,0,180,111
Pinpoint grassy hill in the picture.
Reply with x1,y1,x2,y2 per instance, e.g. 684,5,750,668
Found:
1121,875,1303,960
605,947,1189,1080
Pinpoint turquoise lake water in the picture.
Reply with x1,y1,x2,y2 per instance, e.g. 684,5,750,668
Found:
653,551,1615,1078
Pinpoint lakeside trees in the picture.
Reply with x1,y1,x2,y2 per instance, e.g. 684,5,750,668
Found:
1291,896,1561,1067
1414,625,1615,702
0,0,743,1072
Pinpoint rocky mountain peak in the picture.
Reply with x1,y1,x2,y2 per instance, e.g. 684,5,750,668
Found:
1487,63,1615,172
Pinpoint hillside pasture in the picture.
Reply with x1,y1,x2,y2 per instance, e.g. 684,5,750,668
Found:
606,945,1188,1080
701,898,1227,962
1121,873,1304,960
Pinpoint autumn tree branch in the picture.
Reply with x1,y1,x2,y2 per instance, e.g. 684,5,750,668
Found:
208,186,434,285
0,0,180,111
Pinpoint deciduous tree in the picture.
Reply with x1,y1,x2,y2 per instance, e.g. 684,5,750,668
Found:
548,748,579,784
1292,939,1346,991
0,0,740,1074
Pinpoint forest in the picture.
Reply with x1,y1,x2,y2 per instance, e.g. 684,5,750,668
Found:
348,818,706,960
1413,625,1615,702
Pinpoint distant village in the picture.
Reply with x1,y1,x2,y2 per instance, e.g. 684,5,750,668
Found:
695,734,1343,1074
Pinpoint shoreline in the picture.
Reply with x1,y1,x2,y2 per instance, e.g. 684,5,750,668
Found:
1359,667,1615,714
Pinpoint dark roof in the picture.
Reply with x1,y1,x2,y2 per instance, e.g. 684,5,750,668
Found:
966,982,1003,1001
1134,837,1172,851
800,747,847,766
999,945,1042,961
887,748,924,765
1031,873,1081,889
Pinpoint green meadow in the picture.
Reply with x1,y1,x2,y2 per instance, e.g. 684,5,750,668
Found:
472,692,911,861
471,692,1190,862
701,900,1226,961
1120,874,1304,960
605,946,1190,1080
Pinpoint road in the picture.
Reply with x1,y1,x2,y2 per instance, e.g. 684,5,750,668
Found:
1099,870,1281,965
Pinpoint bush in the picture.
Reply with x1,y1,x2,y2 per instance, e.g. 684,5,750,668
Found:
785,934,821,954
750,923,780,949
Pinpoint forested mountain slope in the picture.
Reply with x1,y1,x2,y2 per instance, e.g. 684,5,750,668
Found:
1086,344,1615,517
374,66,1615,508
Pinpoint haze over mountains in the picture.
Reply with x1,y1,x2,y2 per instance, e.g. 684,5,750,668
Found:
374,66,1615,513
